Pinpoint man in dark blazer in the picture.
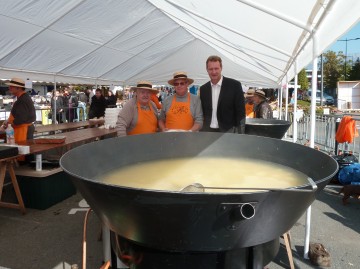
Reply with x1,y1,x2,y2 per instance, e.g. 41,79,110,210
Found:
200,55,246,133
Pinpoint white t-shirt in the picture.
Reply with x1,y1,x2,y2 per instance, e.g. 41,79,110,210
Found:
210,76,223,128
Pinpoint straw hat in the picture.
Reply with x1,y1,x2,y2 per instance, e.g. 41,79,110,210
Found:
245,88,255,98
130,81,158,93
253,89,267,99
168,72,194,86
5,77,25,88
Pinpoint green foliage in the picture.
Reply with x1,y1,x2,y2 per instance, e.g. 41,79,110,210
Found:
295,100,333,115
348,57,360,80
297,69,309,90
322,50,344,89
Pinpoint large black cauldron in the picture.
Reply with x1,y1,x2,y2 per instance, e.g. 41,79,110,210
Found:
60,133,337,268
245,118,291,139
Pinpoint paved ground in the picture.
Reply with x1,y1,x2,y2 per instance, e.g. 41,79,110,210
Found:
0,184,359,269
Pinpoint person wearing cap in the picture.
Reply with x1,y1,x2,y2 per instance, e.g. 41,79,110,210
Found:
252,89,273,119
200,55,246,133
0,78,36,142
159,72,203,132
116,81,159,136
244,88,255,118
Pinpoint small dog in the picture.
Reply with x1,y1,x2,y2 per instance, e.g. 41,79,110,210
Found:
339,185,360,205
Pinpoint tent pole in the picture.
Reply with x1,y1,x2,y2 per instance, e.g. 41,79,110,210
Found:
304,32,318,259
52,77,57,124
293,60,298,143
285,74,289,121
279,81,283,120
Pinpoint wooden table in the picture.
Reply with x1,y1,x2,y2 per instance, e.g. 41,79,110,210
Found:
0,156,26,214
1,127,117,213
34,121,92,135
23,127,117,154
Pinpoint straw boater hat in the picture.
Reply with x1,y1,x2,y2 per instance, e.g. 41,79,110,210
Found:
130,81,158,93
5,78,25,88
168,71,194,86
253,89,267,100
245,88,255,98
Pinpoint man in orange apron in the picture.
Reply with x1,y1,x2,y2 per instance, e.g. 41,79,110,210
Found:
116,81,159,136
245,88,255,118
158,72,203,132
1,78,36,142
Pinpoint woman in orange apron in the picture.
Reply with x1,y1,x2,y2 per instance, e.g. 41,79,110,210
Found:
158,72,203,132
116,81,159,136
2,78,36,142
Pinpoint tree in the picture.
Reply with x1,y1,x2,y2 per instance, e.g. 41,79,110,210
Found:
348,57,360,81
322,50,344,89
297,68,309,90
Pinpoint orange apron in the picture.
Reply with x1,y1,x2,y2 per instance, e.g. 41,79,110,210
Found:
245,103,254,118
8,92,33,143
165,94,193,130
127,102,157,135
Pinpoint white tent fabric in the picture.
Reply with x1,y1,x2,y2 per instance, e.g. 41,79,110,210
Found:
0,0,359,87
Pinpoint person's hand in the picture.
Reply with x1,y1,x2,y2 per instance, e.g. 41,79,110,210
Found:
1,120,8,130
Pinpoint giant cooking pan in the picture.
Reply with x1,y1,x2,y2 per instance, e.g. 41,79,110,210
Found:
245,118,291,139
60,132,337,252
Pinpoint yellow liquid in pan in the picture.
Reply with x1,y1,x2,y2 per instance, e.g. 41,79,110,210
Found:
101,157,310,192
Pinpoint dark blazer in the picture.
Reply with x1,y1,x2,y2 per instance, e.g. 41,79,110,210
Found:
200,76,245,133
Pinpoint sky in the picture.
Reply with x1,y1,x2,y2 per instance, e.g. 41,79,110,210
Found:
326,21,360,57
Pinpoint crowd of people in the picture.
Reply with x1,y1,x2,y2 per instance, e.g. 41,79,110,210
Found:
48,87,119,123
1,55,274,143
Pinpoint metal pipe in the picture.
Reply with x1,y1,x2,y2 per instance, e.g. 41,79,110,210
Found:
293,60,298,143
285,75,289,122
233,203,256,220
304,32,319,260
239,203,255,220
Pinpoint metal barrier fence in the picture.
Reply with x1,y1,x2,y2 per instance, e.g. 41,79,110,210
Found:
286,112,360,159
0,106,87,125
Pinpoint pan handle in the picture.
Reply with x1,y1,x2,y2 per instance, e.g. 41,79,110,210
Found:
200,177,318,193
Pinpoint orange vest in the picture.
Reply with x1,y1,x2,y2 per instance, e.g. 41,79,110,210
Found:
127,102,158,135
245,103,254,118
165,94,193,130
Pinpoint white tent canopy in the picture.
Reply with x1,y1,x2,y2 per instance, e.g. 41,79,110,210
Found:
0,0,359,87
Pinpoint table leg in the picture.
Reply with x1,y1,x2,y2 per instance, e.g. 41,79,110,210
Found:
0,162,6,201
0,160,26,214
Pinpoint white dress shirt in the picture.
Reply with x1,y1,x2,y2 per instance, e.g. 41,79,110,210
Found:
210,76,223,128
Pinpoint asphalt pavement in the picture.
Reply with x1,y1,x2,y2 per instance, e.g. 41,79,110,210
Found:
0,184,359,269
